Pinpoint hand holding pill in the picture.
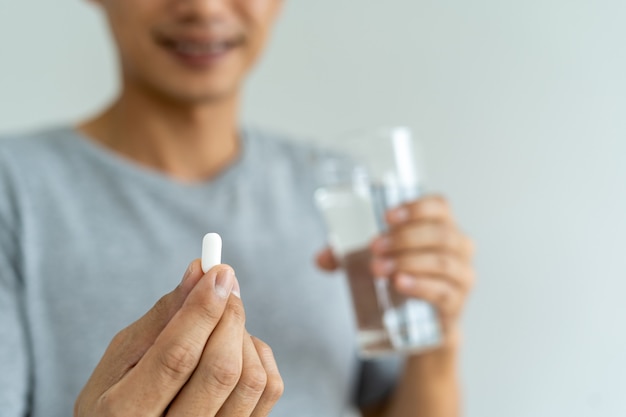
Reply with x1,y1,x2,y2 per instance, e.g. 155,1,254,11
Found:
74,233,283,417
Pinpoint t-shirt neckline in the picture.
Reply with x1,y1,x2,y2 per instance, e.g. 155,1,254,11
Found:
61,125,253,192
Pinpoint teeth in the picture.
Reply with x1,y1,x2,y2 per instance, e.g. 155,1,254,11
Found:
175,42,229,56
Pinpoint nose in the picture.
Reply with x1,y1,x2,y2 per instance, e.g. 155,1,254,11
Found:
170,0,231,24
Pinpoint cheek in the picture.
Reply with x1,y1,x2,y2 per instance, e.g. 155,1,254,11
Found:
235,0,281,57
238,0,277,14
236,0,281,32
104,0,161,54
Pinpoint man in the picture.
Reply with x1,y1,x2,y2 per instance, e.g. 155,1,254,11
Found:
0,0,475,416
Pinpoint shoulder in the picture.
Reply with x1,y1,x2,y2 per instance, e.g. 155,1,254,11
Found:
0,125,90,183
0,126,80,223
0,126,78,170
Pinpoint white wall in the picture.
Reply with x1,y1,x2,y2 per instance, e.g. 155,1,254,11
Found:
2,0,626,416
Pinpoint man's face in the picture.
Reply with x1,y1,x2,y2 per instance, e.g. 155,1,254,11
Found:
96,0,282,104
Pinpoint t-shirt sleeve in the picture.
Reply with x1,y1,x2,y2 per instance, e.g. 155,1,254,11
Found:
355,356,404,409
0,149,31,416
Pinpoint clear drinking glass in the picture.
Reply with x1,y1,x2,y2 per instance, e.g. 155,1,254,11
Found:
314,127,441,357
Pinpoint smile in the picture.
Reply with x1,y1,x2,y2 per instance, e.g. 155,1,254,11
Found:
156,34,244,68
174,40,235,56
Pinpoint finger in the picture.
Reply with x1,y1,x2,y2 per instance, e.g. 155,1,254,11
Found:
371,223,472,258
168,293,246,416
215,335,267,417
316,247,340,272
104,266,237,416
86,259,204,393
393,273,464,319
386,195,454,226
371,252,475,291
250,337,284,417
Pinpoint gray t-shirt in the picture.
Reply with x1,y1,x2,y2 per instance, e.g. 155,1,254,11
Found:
0,126,400,417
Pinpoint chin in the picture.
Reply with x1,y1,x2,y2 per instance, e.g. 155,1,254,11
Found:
188,87,239,105
150,81,240,106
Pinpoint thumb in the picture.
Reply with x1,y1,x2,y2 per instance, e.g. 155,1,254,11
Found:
315,247,341,272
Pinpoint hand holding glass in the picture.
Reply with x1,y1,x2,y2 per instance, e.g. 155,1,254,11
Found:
315,127,441,357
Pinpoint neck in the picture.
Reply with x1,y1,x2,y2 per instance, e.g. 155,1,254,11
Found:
78,84,241,182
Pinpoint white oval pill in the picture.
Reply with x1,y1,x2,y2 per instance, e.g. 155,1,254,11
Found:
201,233,222,273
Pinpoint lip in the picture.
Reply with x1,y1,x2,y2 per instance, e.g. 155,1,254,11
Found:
156,33,243,69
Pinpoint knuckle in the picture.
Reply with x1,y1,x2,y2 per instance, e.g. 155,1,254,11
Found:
96,391,124,417
152,294,171,318
239,366,268,396
74,392,91,417
158,341,198,379
185,295,224,324
435,254,453,275
253,340,284,402
109,328,129,350
107,329,137,370
431,194,448,207
440,228,457,249
223,299,246,324
264,373,285,402
107,327,143,370
208,358,242,390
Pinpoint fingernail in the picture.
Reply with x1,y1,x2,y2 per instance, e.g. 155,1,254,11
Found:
181,262,193,284
396,273,415,290
389,207,410,223
215,268,235,299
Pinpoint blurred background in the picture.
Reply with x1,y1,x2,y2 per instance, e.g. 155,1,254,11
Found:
1,0,625,416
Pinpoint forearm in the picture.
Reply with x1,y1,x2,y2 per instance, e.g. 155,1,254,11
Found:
365,332,462,417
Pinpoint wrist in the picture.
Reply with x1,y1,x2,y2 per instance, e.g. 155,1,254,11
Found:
406,325,461,376
386,326,462,417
